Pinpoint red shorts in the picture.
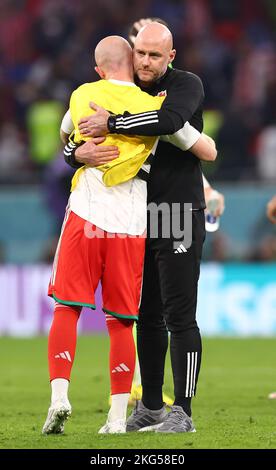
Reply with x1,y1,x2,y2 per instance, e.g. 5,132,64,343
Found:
48,210,145,320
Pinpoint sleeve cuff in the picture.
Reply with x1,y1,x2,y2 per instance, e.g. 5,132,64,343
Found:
161,122,201,150
107,115,117,133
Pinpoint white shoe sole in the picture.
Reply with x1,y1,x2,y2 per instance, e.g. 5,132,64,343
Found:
42,407,71,434
98,428,126,434
98,419,126,434
138,422,164,432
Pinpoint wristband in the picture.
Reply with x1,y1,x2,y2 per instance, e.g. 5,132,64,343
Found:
64,141,84,169
107,115,117,133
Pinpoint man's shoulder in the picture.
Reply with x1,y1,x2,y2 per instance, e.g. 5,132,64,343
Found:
157,68,203,97
73,80,103,94
169,68,203,86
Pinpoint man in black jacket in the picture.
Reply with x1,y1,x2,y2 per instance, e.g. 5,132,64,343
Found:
66,22,206,433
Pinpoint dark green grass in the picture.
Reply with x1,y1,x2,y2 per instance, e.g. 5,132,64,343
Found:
1,336,276,449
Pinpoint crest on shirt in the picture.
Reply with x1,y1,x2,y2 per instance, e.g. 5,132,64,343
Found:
157,90,167,97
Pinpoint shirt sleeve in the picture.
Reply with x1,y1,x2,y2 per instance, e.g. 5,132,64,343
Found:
63,140,84,169
108,72,204,136
161,122,201,150
60,109,74,134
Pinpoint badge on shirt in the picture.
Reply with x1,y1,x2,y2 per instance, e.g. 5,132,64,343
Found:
157,90,167,97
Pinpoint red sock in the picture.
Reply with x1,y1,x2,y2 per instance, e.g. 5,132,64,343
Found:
105,314,135,395
48,303,81,381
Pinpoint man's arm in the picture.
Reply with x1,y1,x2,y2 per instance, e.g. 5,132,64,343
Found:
111,73,204,136
190,133,217,162
161,122,217,162
64,141,84,169
78,72,204,138
64,138,120,168
60,109,120,168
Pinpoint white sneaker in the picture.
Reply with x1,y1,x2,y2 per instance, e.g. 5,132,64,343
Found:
42,399,72,434
98,418,126,434
268,391,276,399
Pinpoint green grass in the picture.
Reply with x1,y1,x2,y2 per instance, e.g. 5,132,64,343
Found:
1,337,276,449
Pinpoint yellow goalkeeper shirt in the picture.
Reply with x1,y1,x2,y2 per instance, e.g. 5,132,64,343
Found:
70,79,164,188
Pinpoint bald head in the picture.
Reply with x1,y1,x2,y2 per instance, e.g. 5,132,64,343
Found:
135,22,173,52
94,36,133,77
133,22,175,88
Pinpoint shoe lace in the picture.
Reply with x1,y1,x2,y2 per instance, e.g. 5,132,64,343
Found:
164,407,191,430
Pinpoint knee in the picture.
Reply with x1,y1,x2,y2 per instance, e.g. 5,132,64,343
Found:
166,315,198,334
137,312,166,333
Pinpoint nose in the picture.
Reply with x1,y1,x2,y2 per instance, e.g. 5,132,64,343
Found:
142,54,150,67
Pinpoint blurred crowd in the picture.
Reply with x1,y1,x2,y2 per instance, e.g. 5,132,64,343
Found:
0,0,276,264
0,0,276,184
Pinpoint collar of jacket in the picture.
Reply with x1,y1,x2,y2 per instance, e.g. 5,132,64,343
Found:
135,66,173,92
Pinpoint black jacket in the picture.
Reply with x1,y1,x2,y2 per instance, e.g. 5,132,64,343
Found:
108,68,205,209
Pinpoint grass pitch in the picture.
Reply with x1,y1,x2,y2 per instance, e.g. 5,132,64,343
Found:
1,336,276,449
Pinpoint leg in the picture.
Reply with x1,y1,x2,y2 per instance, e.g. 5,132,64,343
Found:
42,303,81,434
158,245,202,413
99,315,136,434
137,242,168,410
48,303,81,383
45,211,102,434
130,321,173,407
126,243,169,432
100,233,145,433
49,211,101,308
156,210,205,433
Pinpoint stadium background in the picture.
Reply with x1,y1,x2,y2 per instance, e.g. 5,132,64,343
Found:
1,0,276,449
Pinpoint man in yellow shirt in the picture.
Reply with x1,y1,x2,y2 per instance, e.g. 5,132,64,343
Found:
69,36,165,189
44,36,164,436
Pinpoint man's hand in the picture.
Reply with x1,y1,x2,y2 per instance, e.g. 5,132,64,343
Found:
204,187,225,217
202,133,216,148
75,137,119,166
78,102,110,138
267,195,276,224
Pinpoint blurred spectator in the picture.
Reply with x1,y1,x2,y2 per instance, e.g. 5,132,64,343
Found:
213,109,257,180
203,232,233,262
0,0,274,185
0,123,27,179
248,235,276,262
256,125,276,180
26,91,64,165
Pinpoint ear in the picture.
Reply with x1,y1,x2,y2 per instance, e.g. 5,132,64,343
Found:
95,66,105,79
169,49,176,64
